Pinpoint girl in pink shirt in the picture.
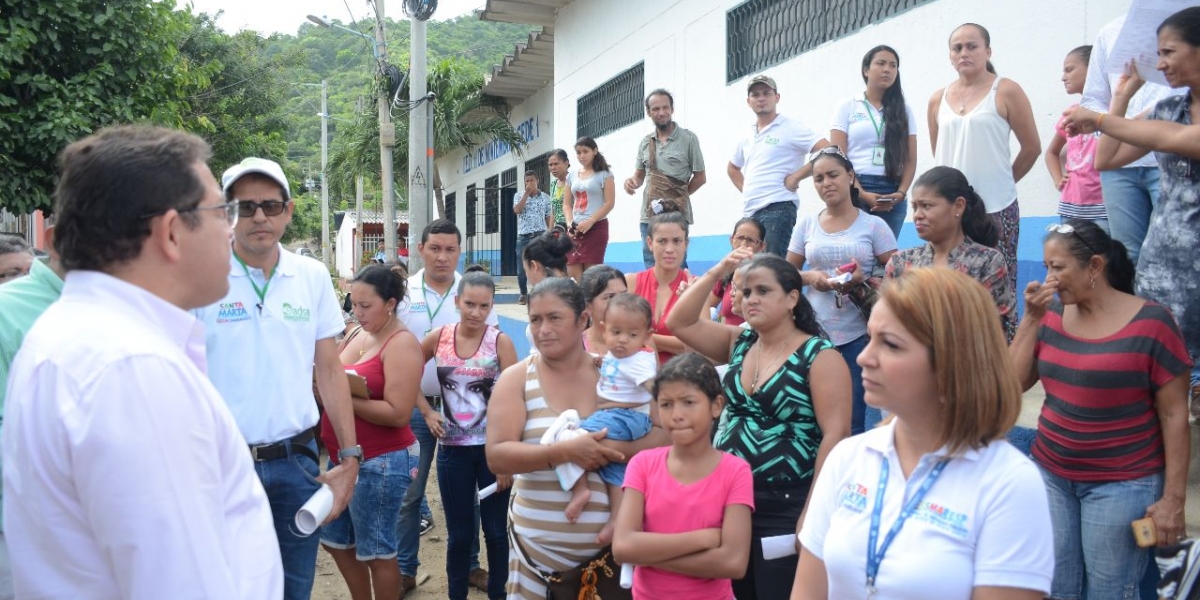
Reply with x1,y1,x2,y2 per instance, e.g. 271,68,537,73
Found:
1045,45,1109,228
612,353,754,600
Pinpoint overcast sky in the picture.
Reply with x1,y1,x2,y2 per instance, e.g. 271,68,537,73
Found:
184,0,486,36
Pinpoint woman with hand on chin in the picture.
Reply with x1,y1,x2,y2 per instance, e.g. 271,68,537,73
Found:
787,147,896,434
885,166,1016,341
703,218,765,327
793,267,1054,600
831,45,918,239
1010,220,1190,599
667,251,850,600
929,23,1040,295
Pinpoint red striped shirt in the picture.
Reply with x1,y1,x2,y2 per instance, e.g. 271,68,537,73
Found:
1031,301,1191,481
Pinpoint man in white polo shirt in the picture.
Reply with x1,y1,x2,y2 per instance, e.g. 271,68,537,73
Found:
3,125,281,597
728,74,830,256
196,157,360,600
395,218,497,597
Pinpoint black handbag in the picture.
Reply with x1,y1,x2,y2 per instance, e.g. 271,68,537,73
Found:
512,530,631,600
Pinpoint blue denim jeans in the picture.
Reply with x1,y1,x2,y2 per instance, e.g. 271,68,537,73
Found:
516,232,542,295
1100,167,1160,265
437,444,511,600
838,334,876,435
639,221,688,269
857,174,907,240
579,408,653,485
752,201,798,257
1039,468,1163,600
397,407,479,576
255,437,322,600
320,449,413,560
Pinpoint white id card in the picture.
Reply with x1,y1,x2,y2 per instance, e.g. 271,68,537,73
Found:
871,145,886,166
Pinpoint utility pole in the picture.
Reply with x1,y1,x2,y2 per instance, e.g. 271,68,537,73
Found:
355,175,364,268
320,79,330,268
406,3,430,273
376,0,398,263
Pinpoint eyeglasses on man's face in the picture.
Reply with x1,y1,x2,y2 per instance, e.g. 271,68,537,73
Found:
235,199,289,218
140,200,239,227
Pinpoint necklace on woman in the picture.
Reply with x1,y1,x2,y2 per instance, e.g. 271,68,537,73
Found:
955,77,989,114
749,331,797,394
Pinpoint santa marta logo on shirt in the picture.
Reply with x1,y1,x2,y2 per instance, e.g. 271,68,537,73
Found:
838,482,869,512
763,135,781,146
216,301,251,324
282,302,311,323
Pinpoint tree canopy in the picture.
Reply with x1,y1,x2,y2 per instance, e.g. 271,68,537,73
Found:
0,2,534,221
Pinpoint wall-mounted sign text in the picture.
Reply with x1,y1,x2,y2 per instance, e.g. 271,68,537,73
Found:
462,115,540,173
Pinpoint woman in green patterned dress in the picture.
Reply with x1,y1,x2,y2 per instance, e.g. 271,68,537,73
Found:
667,251,851,600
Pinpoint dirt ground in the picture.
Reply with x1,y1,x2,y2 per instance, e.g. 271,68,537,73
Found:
309,460,493,600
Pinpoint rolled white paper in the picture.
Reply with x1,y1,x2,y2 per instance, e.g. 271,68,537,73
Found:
620,563,634,588
477,482,499,500
295,484,334,536
761,533,799,561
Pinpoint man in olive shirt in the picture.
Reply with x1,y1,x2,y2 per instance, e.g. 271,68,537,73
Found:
623,88,707,268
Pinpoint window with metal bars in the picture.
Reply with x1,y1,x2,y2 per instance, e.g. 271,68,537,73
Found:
485,175,500,234
525,153,550,194
444,192,456,228
726,0,932,83
466,184,477,237
577,62,645,140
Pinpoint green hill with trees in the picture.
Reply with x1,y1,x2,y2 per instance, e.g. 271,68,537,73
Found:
0,0,535,245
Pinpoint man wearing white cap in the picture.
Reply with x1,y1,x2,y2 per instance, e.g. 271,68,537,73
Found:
196,157,360,600
728,74,831,256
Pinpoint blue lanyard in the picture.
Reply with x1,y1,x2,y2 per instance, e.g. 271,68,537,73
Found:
865,456,949,596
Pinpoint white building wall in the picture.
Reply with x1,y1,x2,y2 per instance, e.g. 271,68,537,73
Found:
552,0,1128,248
437,84,556,235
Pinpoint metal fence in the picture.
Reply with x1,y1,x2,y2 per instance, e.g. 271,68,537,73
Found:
577,62,645,140
726,0,933,83
0,209,32,239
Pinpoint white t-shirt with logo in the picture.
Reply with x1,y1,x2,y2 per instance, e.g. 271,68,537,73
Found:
730,113,822,215
799,420,1054,600
396,269,499,397
197,246,345,445
830,97,918,177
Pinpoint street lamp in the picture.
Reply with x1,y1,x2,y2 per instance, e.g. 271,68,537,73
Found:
306,13,399,266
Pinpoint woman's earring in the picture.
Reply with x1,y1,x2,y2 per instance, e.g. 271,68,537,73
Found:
1090,275,1096,290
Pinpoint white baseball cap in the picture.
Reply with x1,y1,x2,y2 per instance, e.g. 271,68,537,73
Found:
221,157,291,200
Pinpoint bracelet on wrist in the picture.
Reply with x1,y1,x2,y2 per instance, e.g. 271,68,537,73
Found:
1097,113,1106,131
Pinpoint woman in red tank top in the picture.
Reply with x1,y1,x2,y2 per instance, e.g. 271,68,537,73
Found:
319,264,423,600
626,212,692,364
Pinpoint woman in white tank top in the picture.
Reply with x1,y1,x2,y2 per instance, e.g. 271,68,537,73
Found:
928,23,1041,294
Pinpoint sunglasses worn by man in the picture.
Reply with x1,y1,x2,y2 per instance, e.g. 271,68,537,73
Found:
236,199,289,218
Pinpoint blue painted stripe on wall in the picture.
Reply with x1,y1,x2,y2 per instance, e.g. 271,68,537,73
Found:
499,316,532,359
604,216,1057,311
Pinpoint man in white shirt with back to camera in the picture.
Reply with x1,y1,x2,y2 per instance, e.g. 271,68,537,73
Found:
2,125,281,598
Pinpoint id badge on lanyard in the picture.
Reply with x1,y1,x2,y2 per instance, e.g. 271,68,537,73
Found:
863,96,886,166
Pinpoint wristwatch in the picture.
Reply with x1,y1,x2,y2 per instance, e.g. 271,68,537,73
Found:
337,445,364,463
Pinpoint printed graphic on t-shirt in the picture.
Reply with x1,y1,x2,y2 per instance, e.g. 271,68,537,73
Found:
437,364,495,445
913,501,969,538
282,302,311,323
573,189,589,213
838,482,869,513
216,301,251,324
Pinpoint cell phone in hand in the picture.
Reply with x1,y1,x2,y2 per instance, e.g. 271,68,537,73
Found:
875,197,895,203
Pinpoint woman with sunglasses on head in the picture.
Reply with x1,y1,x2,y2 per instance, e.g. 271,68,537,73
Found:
1009,219,1191,599
830,45,918,239
885,166,1016,342
1062,6,1200,418
929,23,1041,296
703,218,765,327
787,148,896,435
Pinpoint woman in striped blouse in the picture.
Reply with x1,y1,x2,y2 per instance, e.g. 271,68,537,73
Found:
1010,219,1191,599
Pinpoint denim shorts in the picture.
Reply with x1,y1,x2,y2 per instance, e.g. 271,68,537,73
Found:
320,449,413,561
580,407,652,486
